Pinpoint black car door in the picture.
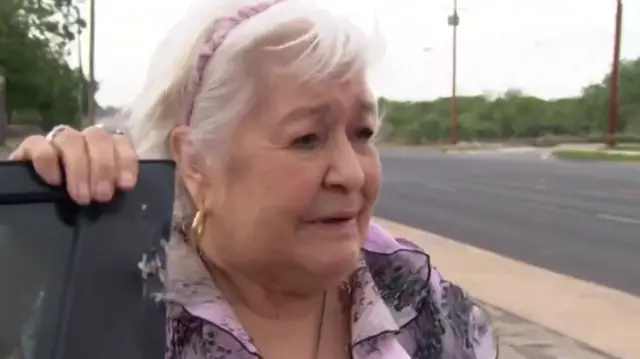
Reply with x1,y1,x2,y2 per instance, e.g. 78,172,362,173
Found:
0,160,174,359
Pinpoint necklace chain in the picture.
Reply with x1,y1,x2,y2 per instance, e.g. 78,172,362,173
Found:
314,291,327,359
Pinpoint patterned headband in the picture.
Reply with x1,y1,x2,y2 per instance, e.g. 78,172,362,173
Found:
184,0,283,125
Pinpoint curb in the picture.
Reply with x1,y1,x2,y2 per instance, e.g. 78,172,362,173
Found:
375,218,640,359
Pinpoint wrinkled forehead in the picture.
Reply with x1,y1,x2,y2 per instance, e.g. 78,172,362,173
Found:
256,70,372,117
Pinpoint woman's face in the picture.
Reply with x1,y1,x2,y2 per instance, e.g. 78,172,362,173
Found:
185,65,381,292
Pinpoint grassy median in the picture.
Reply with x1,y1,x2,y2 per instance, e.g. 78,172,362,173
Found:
552,149,640,162
614,144,640,152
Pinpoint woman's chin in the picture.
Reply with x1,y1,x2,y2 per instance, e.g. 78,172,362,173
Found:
302,242,362,281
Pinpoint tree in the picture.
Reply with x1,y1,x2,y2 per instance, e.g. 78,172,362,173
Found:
382,57,640,145
0,0,87,144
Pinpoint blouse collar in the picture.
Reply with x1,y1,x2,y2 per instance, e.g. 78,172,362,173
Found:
165,238,260,354
164,222,409,356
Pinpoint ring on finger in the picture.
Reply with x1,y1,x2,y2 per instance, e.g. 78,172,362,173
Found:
45,124,73,142
92,122,127,137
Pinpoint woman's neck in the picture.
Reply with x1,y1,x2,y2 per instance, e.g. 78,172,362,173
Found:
228,275,328,319
205,261,332,320
204,260,353,359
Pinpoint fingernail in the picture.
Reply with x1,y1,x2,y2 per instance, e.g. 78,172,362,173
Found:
78,183,91,204
96,181,112,201
119,172,135,187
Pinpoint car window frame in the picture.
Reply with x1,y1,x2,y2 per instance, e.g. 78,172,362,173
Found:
0,160,174,359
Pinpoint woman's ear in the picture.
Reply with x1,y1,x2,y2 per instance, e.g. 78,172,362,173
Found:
169,126,207,202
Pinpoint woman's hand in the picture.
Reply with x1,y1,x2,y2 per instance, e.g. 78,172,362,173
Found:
8,125,139,205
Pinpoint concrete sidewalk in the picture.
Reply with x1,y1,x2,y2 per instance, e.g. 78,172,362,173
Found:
375,218,639,359
485,304,616,359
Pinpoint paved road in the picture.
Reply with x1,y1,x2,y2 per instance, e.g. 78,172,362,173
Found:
376,149,640,296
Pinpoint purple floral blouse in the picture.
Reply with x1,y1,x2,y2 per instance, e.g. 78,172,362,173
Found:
163,222,498,359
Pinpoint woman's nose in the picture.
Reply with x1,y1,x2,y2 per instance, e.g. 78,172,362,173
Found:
323,142,365,191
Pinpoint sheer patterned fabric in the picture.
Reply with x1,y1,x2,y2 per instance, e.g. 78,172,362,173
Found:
164,223,498,359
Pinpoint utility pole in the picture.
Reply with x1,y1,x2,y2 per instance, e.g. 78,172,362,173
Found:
608,0,623,148
0,71,7,146
74,6,84,125
86,0,96,126
447,0,459,145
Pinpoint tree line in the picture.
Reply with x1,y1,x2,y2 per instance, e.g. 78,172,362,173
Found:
0,0,90,144
381,57,640,145
2,1,639,147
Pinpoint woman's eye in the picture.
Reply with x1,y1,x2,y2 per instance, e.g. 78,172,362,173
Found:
355,127,375,141
293,134,320,149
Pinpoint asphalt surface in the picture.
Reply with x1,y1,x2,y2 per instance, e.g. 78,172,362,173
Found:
376,149,640,296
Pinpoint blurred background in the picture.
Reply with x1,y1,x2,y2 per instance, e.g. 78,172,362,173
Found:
1,1,640,358
1,0,639,150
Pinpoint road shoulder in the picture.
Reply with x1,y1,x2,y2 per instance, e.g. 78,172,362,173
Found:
375,218,640,359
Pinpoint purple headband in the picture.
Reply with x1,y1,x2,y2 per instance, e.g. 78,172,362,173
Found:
184,0,283,125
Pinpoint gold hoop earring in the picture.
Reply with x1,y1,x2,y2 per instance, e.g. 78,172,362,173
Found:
191,209,207,247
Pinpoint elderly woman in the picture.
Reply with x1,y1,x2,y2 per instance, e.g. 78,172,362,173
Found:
9,0,497,358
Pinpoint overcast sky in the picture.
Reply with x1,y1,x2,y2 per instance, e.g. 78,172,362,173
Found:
67,0,640,106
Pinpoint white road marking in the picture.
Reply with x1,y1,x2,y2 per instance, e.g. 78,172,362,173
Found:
597,213,640,225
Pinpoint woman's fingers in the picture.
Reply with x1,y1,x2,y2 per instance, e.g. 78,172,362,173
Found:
83,126,117,202
50,127,92,204
9,135,63,186
113,134,139,190
8,124,140,205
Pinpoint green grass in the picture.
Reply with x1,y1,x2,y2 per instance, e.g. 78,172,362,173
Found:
378,142,498,152
378,143,450,152
552,149,640,162
613,144,640,152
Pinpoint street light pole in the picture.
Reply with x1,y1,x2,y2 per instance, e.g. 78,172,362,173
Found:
448,0,459,145
608,0,623,148
86,0,96,126
0,71,7,146
74,6,84,126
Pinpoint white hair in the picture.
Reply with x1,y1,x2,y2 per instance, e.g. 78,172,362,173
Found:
123,0,383,218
